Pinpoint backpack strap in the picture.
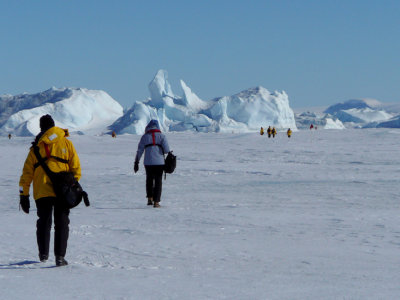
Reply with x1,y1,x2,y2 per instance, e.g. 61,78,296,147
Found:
144,143,164,152
44,144,51,158
33,145,56,183
144,129,169,179
33,156,69,169
33,143,69,169
146,129,161,146
144,129,165,153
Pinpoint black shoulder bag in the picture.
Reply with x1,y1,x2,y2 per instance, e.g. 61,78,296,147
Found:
144,143,176,179
164,151,176,174
33,145,90,208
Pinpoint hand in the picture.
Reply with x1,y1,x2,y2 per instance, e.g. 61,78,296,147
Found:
20,195,30,214
82,191,90,207
134,161,139,173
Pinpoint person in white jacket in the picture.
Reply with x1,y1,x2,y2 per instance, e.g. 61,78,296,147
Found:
134,120,170,207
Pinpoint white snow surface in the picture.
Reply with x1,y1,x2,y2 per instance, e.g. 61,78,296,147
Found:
0,87,123,136
110,70,297,134
1,129,400,299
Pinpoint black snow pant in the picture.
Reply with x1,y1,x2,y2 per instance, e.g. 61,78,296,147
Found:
145,165,164,203
35,197,70,257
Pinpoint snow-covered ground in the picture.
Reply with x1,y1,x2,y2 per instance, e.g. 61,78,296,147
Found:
1,129,399,299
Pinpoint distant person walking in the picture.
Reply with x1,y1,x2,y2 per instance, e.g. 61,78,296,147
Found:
260,127,264,135
267,126,272,138
310,124,314,130
19,115,82,266
272,127,277,138
134,120,171,208
8,133,12,139
287,128,292,138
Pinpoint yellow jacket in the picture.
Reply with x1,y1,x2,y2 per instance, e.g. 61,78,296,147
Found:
19,127,81,200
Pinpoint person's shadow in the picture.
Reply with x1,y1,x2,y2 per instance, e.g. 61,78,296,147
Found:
0,260,56,269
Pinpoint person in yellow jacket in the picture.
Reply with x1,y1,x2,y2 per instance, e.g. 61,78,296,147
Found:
19,115,81,266
267,126,272,138
272,127,277,138
287,128,292,138
260,127,264,135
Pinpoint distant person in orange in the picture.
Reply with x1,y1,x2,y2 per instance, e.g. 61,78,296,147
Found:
112,131,117,138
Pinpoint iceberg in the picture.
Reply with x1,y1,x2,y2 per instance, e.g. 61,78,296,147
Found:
324,118,346,129
375,116,400,128
148,70,175,108
324,98,382,115
109,70,297,134
324,98,394,126
0,87,123,136
295,111,345,130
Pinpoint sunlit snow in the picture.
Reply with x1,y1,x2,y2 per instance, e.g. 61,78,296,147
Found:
1,129,399,299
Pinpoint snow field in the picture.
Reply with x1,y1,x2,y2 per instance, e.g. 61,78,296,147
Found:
0,129,399,299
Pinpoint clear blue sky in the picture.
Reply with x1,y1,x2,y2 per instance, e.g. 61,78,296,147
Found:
1,0,399,108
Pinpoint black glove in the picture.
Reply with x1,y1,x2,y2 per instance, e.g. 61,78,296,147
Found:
134,161,139,173
20,195,30,214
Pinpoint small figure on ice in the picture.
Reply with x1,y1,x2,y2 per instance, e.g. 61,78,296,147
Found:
267,126,272,138
272,127,277,138
287,128,292,138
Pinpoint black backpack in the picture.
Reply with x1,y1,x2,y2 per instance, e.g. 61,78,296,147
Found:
164,151,176,174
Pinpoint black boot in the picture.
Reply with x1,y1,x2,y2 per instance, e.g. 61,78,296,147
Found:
39,253,48,262
55,256,68,266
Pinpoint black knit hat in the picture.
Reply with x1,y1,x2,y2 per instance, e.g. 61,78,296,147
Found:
39,114,55,132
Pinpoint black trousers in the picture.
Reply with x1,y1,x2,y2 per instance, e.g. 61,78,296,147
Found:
145,165,164,203
35,197,70,257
